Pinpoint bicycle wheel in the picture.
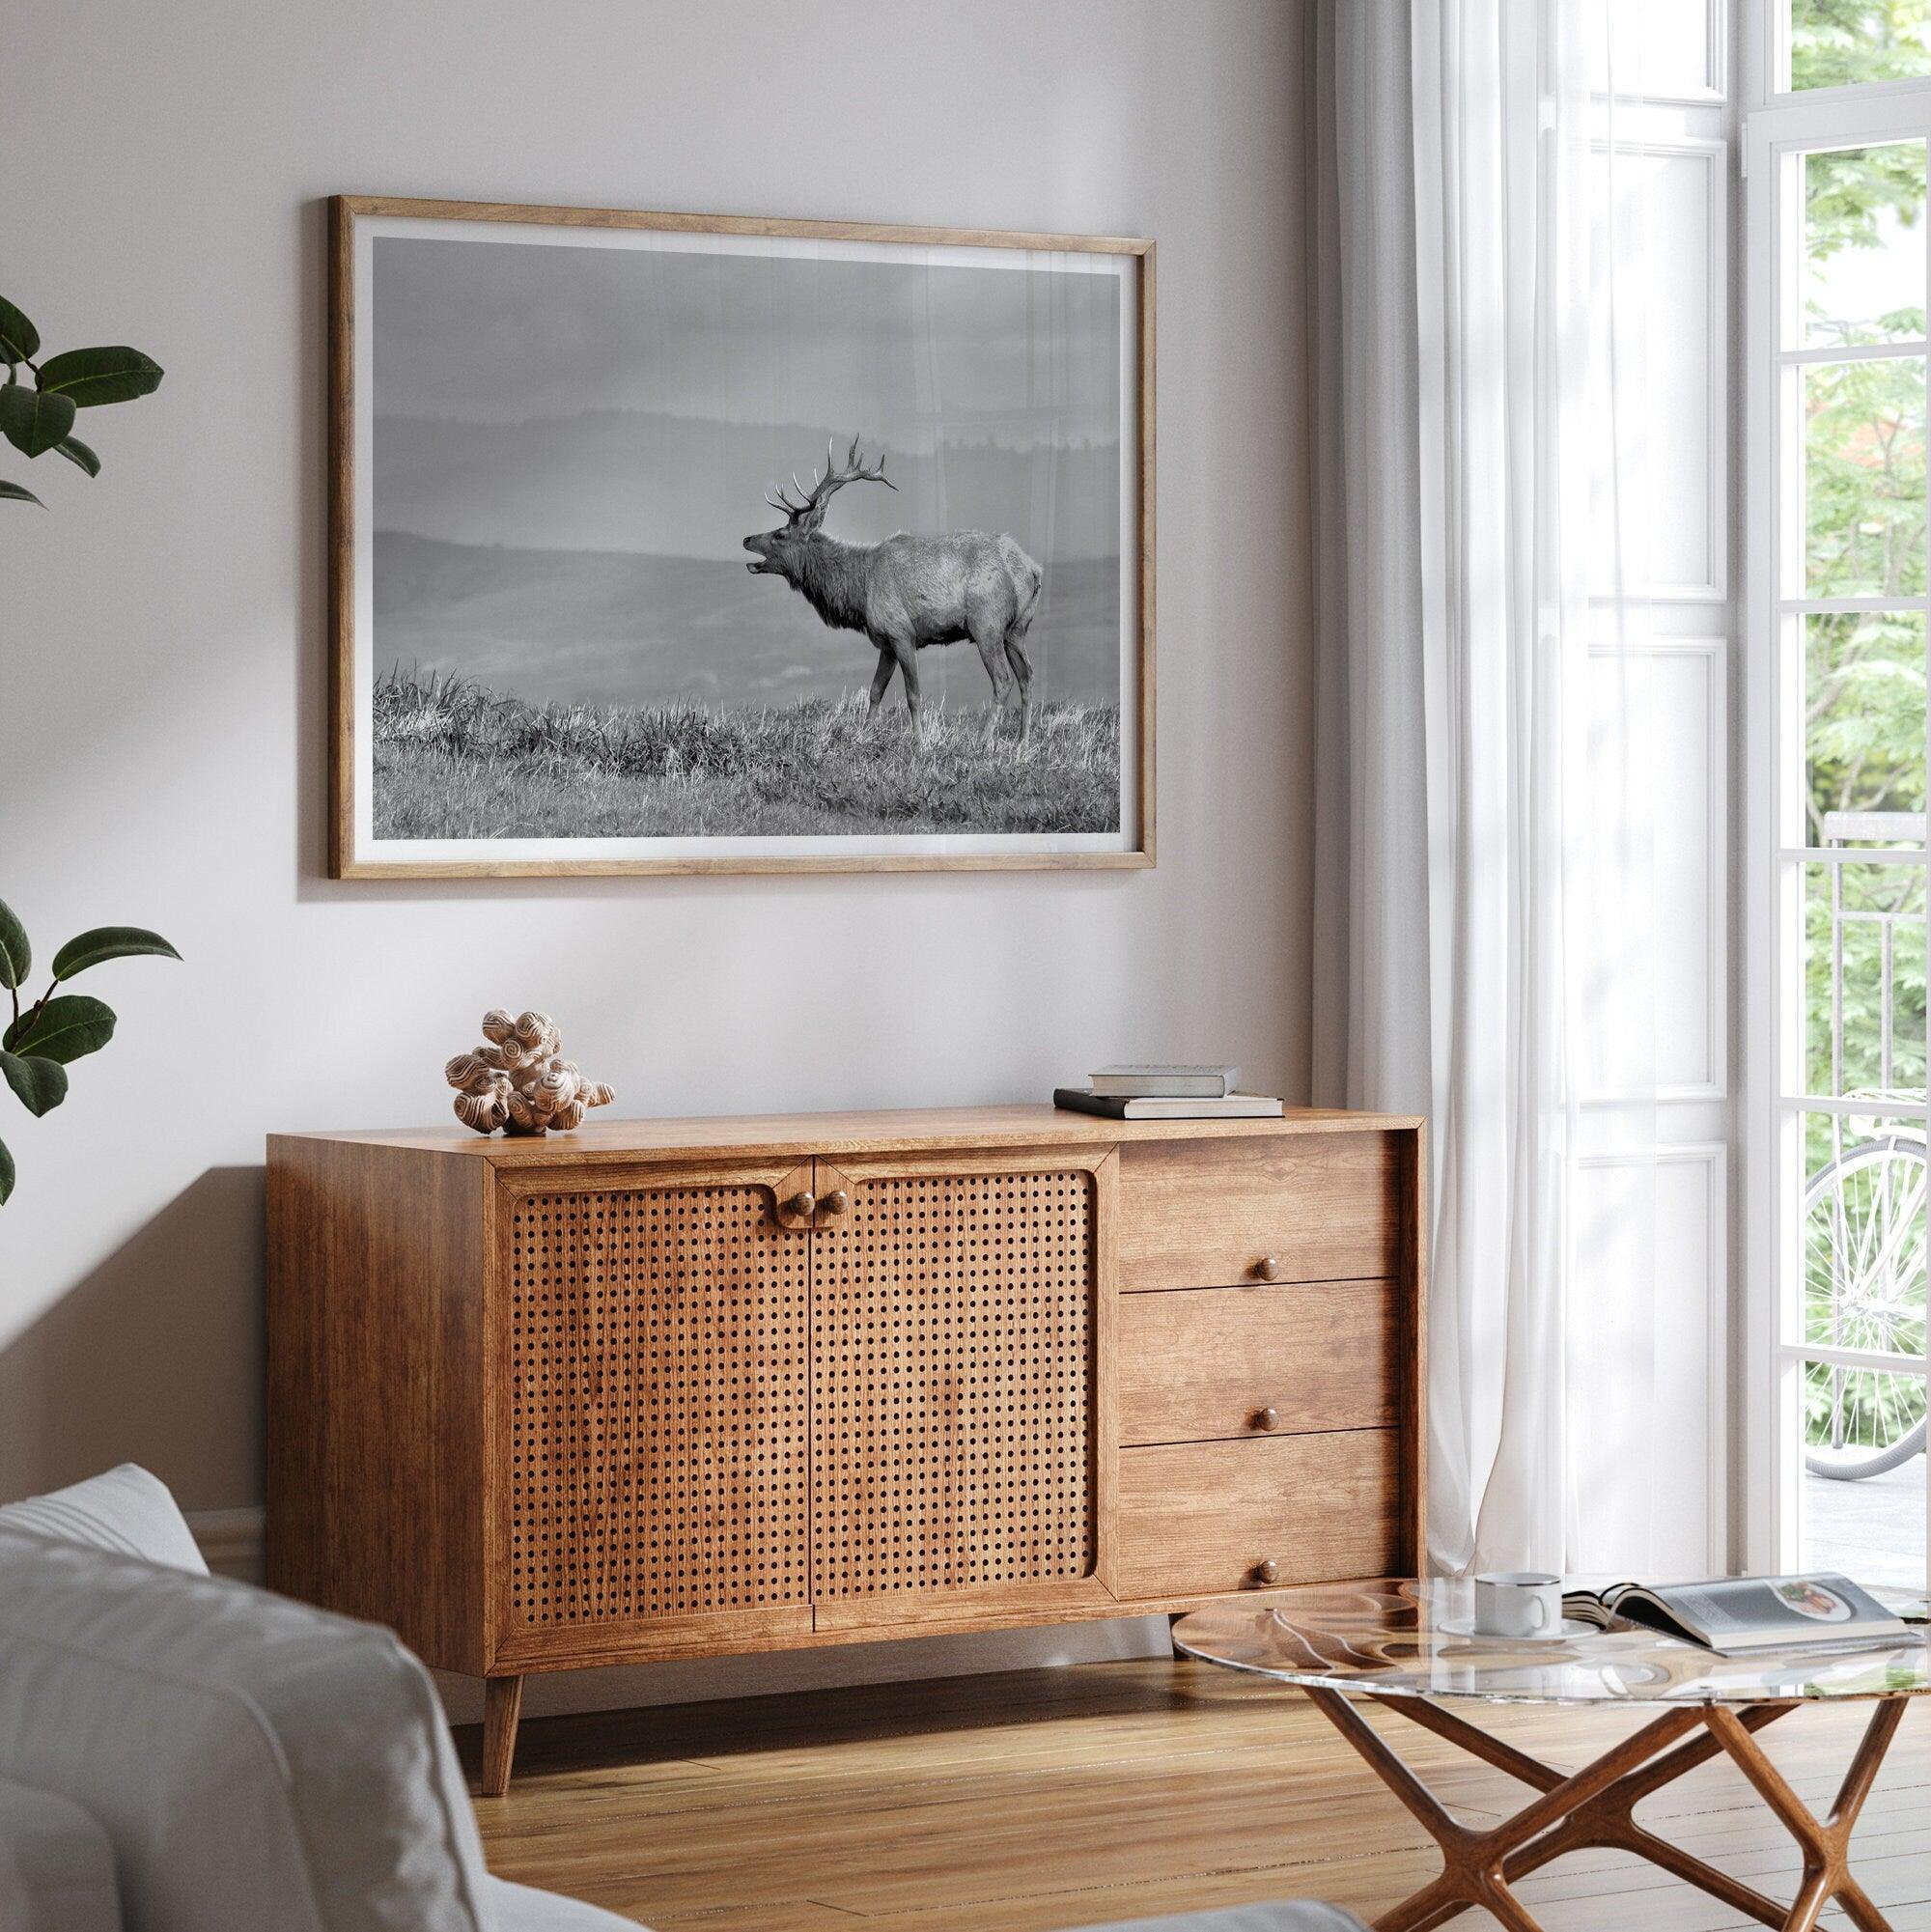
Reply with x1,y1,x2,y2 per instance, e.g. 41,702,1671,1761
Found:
1802,1134,1929,1481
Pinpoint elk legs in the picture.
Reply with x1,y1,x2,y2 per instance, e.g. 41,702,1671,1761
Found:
968,621,1011,715
886,632,922,727
864,630,921,728
867,650,898,713
1003,634,1033,739
970,615,1034,737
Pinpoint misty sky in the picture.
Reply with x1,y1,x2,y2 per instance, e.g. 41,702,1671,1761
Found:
373,232,1122,436
370,231,1126,558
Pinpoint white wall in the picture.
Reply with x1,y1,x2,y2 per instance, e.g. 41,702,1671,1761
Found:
0,0,1314,1714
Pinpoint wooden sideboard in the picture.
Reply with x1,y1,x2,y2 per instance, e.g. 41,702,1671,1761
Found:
266,1105,1425,1791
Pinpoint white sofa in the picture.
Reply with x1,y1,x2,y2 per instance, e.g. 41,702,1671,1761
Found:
0,1466,1361,1932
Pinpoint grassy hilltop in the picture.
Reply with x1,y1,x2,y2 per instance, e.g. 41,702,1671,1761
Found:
373,665,1123,841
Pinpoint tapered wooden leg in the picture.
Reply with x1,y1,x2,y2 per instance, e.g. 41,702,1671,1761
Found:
1382,1694,1568,1792
1831,1698,1907,1830
1703,1700,1909,1932
1501,1703,1802,1928
1784,1869,1835,1932
1374,1873,1464,1932
1841,1874,1896,1932
1304,1690,1700,1932
1298,1689,1914,1932
482,1674,524,1798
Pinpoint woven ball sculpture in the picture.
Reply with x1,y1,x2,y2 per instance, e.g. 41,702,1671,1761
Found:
444,1009,615,1136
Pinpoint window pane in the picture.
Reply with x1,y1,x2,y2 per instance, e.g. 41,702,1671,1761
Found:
1791,0,1931,91
1805,861,1927,1095
1800,1361,1927,1592
1805,356,1926,598
1802,145,1926,349
1802,1132,1928,1358
1805,1362,1929,1453
1805,614,1927,841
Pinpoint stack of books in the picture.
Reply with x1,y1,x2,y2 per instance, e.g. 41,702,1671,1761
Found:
1053,1065,1285,1120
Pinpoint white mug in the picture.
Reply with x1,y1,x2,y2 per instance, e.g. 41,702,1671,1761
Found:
1471,1571,1563,1639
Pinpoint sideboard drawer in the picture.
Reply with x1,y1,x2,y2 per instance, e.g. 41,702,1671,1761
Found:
1118,1281,1397,1445
1115,1431,1400,1599
1117,1135,1402,1291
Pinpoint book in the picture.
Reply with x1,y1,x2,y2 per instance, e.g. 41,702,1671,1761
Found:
1089,1063,1240,1099
1053,1087,1285,1120
1562,1573,1915,1657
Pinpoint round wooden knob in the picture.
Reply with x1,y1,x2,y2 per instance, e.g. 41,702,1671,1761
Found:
1254,1557,1280,1585
1255,1254,1280,1281
1255,1406,1279,1432
821,1189,850,1217
787,1190,817,1219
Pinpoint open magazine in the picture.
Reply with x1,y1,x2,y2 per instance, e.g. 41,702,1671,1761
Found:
1563,1574,1917,1657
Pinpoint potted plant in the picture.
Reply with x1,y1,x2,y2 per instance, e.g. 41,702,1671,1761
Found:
2,289,174,1203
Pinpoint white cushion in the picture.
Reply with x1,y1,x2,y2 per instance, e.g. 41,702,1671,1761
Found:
0,1525,492,1932
0,1775,121,1932
0,1463,207,1574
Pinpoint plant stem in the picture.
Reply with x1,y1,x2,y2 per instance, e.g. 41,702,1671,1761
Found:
17,983,50,1042
6,981,52,1046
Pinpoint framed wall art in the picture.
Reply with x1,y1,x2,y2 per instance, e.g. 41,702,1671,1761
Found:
327,195,1155,877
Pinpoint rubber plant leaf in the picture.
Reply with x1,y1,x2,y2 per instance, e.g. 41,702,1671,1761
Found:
35,347,164,408
0,382,77,459
0,901,28,990
5,994,116,1064
51,926,181,979
0,296,40,364
0,1051,68,1117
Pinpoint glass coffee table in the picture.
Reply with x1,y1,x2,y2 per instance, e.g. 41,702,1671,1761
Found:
1173,1579,1931,1932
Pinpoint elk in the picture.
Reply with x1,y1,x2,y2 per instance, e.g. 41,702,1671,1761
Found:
743,436,1043,734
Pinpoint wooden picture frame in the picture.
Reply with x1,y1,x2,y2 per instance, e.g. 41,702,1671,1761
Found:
327,195,1156,878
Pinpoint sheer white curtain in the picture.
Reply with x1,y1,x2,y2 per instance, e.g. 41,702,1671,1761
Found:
1311,0,1662,1575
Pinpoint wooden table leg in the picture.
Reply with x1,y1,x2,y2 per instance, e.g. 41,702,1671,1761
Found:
1299,1690,1913,1932
481,1673,524,1798
1302,1689,1700,1932
1378,1694,1568,1792
1500,1702,1802,1929
1703,1699,1909,1932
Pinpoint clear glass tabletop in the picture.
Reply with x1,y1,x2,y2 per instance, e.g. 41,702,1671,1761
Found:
1172,1579,1931,1707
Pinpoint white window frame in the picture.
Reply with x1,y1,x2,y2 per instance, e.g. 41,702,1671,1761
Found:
1743,1,1931,1594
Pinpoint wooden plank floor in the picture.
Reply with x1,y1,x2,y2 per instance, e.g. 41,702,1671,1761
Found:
460,1659,1931,1932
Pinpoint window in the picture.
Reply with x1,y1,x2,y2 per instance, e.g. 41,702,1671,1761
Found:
1782,0,1931,93
1749,0,1931,1598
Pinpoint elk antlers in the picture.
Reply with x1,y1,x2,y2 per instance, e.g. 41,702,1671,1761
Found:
765,434,897,526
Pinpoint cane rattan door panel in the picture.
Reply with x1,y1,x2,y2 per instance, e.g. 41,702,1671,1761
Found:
505,1178,809,1631
810,1162,1100,1606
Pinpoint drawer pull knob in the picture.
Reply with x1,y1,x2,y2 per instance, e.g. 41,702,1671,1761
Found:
1255,1254,1280,1281
786,1190,817,1219
1255,1406,1279,1432
1254,1557,1280,1585
821,1189,850,1217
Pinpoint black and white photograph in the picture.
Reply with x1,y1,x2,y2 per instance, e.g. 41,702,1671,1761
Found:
330,198,1153,876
